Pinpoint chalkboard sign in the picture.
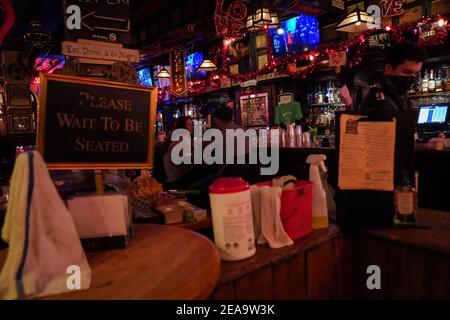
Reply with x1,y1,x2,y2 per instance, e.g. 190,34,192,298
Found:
38,74,157,169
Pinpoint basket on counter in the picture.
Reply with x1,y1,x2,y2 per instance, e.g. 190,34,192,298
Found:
131,196,162,221
256,180,313,240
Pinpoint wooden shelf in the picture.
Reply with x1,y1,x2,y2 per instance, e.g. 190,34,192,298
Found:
305,102,346,107
407,91,450,99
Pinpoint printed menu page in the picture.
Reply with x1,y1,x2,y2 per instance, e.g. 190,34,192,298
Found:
338,114,396,191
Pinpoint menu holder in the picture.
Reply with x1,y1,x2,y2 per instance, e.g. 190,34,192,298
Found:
67,193,132,251
338,114,396,191
334,111,416,229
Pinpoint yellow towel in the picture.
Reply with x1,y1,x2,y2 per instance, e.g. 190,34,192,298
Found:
0,151,91,299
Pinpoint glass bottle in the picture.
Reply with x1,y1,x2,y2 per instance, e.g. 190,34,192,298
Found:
436,69,443,92
394,171,417,226
414,72,422,94
422,69,429,93
428,69,436,93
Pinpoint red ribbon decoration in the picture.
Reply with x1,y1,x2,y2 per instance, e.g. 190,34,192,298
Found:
0,0,15,45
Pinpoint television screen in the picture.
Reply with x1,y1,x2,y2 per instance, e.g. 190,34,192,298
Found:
417,105,448,124
186,52,206,79
269,14,320,57
138,67,153,86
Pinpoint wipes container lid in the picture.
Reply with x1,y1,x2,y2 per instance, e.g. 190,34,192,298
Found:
209,177,249,194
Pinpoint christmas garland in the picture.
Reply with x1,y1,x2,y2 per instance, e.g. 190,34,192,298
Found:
158,13,449,103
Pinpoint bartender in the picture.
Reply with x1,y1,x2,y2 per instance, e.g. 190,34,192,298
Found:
360,41,427,112
360,41,427,183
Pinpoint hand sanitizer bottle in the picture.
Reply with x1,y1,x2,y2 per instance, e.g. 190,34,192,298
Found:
394,171,417,226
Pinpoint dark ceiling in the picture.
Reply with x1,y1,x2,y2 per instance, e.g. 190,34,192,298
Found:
2,0,346,64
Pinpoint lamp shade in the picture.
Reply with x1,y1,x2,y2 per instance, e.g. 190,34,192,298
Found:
254,7,271,25
336,9,376,33
246,14,261,32
197,59,218,72
268,12,279,29
155,68,171,78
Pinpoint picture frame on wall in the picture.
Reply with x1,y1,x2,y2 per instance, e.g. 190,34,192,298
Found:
256,34,267,49
6,84,31,108
399,5,422,24
7,113,34,134
257,54,268,70
240,92,269,127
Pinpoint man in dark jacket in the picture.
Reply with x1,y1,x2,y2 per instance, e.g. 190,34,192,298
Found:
360,41,427,112
360,41,427,187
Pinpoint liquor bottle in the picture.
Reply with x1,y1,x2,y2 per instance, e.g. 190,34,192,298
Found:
428,69,436,93
421,69,429,93
326,81,334,104
414,72,422,94
408,77,417,95
316,84,324,104
394,171,417,226
436,69,443,92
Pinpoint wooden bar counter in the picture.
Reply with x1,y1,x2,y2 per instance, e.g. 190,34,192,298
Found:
210,225,349,300
1,209,449,300
0,224,221,300
351,209,450,299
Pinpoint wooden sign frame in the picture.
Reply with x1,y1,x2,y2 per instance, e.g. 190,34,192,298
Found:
37,73,157,170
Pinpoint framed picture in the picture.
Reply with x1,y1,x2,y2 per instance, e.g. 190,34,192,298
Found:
230,64,239,75
7,84,31,107
256,34,267,49
432,0,450,15
240,92,269,127
399,6,422,24
257,54,268,70
7,113,34,134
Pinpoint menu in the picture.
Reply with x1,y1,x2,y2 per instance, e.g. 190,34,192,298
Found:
338,114,396,191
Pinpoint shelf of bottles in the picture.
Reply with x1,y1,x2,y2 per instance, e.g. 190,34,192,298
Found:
407,66,450,110
408,67,450,97
303,81,349,147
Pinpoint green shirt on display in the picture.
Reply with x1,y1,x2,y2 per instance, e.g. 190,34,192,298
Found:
275,101,302,127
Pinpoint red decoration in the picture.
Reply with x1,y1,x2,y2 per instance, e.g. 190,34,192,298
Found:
215,0,248,38
381,0,405,18
0,0,15,45
159,14,450,101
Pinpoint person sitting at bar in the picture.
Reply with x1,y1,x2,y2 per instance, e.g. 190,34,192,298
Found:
163,116,197,190
213,105,250,172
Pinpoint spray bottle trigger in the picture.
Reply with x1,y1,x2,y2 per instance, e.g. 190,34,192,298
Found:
320,161,327,173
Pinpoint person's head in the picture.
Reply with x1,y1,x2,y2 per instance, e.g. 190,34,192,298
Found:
384,41,427,77
214,106,234,129
173,116,193,134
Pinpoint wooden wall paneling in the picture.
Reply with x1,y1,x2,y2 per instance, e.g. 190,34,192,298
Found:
427,254,450,299
333,235,355,299
385,244,428,299
354,236,390,299
273,253,307,300
306,241,336,299
210,282,235,300
234,266,274,300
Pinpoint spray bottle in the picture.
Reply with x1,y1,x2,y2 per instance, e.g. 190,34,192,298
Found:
306,154,329,229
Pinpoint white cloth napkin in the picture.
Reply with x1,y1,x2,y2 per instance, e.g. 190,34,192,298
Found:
250,185,293,249
0,151,91,299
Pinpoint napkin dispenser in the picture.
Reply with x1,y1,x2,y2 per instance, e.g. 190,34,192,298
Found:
67,193,132,251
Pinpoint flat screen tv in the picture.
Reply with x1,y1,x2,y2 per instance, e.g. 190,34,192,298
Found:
137,66,153,86
269,14,320,57
186,52,206,80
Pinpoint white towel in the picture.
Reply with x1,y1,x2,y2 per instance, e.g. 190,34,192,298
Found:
250,185,293,249
0,151,91,299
